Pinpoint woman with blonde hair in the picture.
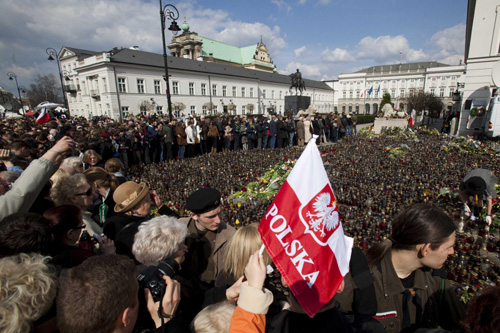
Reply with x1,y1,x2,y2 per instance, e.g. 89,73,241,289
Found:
215,223,270,287
0,253,58,333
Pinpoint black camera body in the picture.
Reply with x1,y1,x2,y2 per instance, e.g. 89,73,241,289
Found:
137,257,179,302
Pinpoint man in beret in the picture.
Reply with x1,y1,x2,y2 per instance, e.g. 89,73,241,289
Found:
180,188,235,290
459,168,497,225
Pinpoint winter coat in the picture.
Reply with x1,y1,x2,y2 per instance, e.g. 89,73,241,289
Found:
0,157,59,220
179,217,235,284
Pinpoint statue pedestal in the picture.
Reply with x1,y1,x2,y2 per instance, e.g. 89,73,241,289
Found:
373,118,408,134
285,95,311,115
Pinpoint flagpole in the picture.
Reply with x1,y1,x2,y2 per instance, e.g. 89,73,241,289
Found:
363,89,366,114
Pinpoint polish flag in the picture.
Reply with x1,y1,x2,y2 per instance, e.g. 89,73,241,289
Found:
35,108,50,124
258,136,353,317
409,110,415,127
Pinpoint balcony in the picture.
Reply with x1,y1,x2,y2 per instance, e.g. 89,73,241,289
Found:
90,89,100,99
65,84,78,92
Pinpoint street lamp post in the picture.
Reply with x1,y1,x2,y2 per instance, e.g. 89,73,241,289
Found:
7,72,23,112
159,1,181,121
46,47,68,110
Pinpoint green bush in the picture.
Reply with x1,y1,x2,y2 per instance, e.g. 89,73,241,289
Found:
356,114,376,124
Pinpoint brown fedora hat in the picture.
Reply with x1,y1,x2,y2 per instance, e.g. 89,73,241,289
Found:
113,181,149,213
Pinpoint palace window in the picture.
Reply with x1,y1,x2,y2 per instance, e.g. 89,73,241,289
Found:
154,80,161,94
118,78,127,93
137,79,145,94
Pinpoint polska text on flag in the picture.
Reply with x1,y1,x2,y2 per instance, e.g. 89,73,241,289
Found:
258,136,353,317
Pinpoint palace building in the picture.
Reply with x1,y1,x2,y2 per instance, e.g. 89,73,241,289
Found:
336,61,466,115
58,45,333,120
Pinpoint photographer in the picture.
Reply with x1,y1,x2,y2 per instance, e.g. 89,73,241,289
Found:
133,216,190,331
57,254,180,333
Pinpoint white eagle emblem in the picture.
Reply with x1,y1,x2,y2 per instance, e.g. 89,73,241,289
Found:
306,192,339,237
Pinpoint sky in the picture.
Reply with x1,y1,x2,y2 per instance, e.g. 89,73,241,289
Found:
0,0,467,97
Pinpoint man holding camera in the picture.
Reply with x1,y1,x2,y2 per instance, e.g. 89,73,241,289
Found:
180,188,235,290
57,254,180,333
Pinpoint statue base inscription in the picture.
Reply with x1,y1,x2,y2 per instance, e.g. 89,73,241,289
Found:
373,118,408,134
285,96,311,115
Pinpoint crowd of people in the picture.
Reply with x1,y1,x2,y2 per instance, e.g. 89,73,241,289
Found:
0,113,499,333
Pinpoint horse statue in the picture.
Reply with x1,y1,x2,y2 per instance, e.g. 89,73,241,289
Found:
289,69,306,95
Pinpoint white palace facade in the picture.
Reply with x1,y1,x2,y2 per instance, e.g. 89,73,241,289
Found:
336,61,466,114
57,46,334,120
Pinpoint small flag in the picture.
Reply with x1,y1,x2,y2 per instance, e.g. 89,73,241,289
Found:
258,137,353,318
409,110,415,127
35,108,50,124
368,86,373,95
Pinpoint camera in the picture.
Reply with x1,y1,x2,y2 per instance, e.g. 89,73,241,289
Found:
137,257,179,302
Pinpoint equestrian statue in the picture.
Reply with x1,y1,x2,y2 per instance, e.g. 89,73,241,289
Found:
289,68,306,95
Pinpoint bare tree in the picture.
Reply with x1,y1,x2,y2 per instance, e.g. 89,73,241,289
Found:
246,103,255,114
405,91,443,125
139,100,153,113
27,74,62,106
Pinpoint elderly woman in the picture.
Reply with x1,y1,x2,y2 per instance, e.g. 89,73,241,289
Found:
50,173,102,236
82,149,103,169
0,253,58,333
132,215,188,266
103,181,177,259
60,156,84,175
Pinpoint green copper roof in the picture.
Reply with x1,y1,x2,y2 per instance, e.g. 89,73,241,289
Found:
181,20,189,32
198,36,275,70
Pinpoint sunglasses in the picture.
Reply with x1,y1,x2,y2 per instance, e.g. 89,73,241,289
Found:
75,188,93,197
71,225,86,230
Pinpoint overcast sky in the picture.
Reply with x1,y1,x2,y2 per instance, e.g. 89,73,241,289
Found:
0,0,467,96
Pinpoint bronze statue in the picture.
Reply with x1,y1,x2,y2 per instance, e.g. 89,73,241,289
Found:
289,68,306,95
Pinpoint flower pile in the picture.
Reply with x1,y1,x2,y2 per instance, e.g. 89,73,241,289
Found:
441,136,499,156
384,144,411,159
231,157,296,201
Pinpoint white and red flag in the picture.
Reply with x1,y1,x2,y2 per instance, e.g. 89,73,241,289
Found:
258,136,353,318
35,108,50,124
409,110,415,127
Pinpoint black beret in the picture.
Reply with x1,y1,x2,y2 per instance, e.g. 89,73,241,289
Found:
464,177,487,195
186,188,222,214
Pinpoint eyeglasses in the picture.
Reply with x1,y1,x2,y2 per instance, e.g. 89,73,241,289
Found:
75,188,93,196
